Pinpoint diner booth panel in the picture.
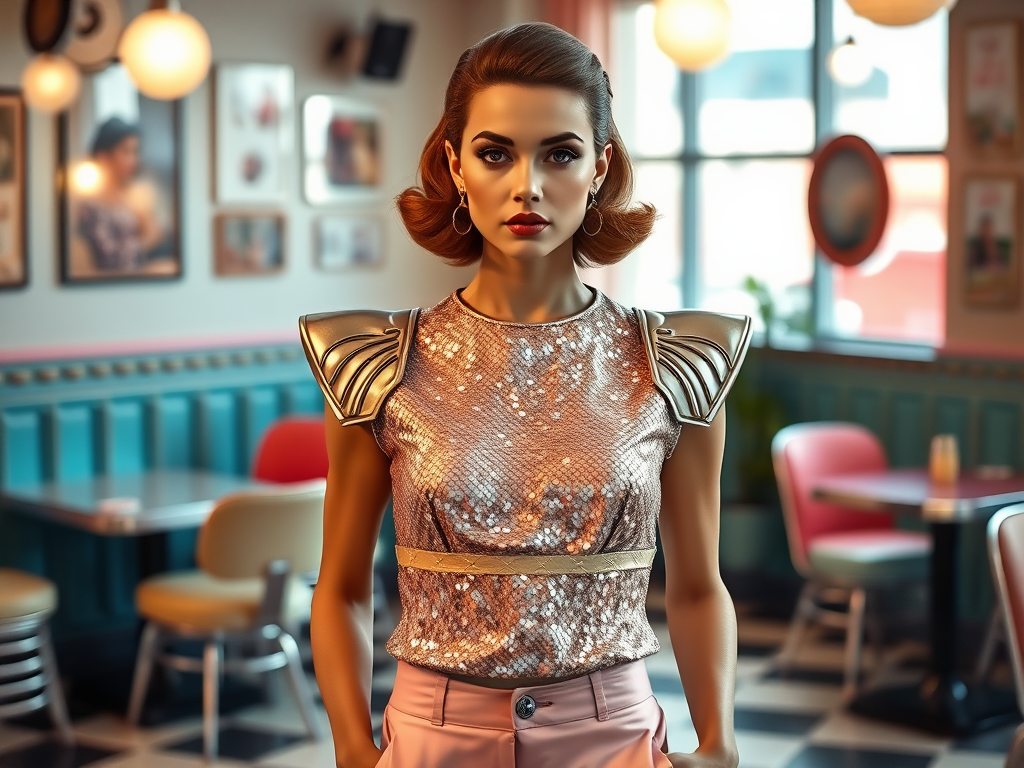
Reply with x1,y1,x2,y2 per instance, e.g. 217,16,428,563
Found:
745,347,1024,623
0,346,323,666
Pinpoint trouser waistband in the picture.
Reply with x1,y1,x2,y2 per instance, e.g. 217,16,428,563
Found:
387,659,653,731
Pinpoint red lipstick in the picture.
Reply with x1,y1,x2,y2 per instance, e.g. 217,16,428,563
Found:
506,212,549,237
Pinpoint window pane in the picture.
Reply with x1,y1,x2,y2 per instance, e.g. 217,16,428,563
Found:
698,0,815,155
829,155,947,344
832,1,948,150
610,3,683,157
585,162,683,310
698,159,814,337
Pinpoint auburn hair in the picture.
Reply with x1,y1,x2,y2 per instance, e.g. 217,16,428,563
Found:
395,22,656,268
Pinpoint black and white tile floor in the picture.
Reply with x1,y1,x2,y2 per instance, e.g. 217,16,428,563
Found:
0,606,1019,768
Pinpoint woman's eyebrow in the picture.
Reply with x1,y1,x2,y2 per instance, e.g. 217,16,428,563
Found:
540,132,584,145
469,131,585,146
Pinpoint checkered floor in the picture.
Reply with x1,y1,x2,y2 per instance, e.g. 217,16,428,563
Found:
1,604,1020,768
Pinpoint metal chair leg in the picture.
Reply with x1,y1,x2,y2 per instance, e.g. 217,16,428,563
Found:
843,588,867,701
203,640,222,762
278,630,324,739
127,622,161,726
778,582,817,672
975,604,1004,684
37,623,73,745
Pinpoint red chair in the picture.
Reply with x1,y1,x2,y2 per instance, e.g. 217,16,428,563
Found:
771,422,931,699
252,416,329,484
987,504,1024,768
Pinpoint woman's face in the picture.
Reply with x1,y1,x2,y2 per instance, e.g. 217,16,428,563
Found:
446,85,611,263
97,135,140,187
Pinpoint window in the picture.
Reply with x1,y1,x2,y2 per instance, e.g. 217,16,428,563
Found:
601,0,949,347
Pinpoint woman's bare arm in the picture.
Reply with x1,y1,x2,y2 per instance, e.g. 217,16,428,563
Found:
311,405,393,768
659,410,739,768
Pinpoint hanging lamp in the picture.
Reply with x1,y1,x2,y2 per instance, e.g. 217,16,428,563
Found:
828,37,872,87
653,0,732,72
845,0,957,27
118,0,211,100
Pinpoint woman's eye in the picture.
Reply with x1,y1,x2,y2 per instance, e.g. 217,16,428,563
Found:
478,148,510,164
550,148,579,164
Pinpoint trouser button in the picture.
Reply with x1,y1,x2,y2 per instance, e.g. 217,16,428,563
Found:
515,694,536,719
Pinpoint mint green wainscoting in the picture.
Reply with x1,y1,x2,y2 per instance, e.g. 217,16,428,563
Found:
721,347,1024,623
0,345,323,644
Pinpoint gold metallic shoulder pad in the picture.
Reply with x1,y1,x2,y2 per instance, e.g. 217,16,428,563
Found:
634,308,752,427
298,308,420,425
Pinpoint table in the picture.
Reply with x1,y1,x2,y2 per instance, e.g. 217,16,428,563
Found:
0,469,271,574
814,468,1024,737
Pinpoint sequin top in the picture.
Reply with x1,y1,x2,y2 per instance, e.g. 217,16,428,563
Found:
369,288,682,678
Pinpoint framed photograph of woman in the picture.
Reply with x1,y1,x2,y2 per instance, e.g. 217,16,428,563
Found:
60,63,180,283
0,90,27,289
214,212,285,276
964,177,1018,308
964,21,1021,156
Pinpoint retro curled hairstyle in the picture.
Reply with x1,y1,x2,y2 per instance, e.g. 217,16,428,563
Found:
396,22,656,268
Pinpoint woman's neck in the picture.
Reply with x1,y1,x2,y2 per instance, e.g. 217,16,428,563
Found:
459,240,592,324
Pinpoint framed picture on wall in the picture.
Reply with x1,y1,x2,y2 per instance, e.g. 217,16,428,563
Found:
303,96,382,205
315,214,384,270
214,211,285,276
214,64,294,203
0,90,27,290
963,177,1019,308
60,63,181,283
964,21,1020,156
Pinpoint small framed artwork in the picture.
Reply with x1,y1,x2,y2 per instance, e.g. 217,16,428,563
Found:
316,215,384,270
214,212,285,276
965,21,1020,156
303,96,382,205
60,63,180,283
214,64,294,203
963,177,1018,308
0,90,27,289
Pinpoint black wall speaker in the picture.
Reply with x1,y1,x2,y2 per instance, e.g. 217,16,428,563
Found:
361,18,413,80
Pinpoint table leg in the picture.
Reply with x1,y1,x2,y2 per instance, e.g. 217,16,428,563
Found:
848,522,1017,736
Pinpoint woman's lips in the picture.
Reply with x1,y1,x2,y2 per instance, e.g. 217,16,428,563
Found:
506,213,549,237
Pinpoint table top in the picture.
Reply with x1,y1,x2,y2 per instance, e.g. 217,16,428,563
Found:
813,468,1024,523
0,469,272,535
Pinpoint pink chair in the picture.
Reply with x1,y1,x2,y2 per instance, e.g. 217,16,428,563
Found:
252,416,329,484
987,504,1024,768
772,422,931,699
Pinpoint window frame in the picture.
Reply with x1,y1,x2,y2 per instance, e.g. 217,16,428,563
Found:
625,0,947,355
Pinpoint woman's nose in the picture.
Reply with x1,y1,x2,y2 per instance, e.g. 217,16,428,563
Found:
512,161,541,203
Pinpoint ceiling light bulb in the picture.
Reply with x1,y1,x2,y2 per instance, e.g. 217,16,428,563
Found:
653,0,732,72
118,3,211,100
845,0,957,27
828,37,873,87
21,53,82,113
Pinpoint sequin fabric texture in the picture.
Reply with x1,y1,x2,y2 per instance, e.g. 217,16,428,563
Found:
373,289,682,679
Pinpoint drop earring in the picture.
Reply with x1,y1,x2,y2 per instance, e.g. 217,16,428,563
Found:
452,186,473,235
582,189,603,236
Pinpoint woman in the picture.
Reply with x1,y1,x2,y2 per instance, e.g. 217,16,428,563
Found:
301,23,749,768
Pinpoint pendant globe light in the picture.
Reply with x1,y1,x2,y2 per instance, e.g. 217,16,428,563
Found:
118,0,211,100
845,0,957,27
21,52,81,112
828,37,872,87
653,0,732,72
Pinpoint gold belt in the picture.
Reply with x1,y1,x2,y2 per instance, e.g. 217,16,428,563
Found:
395,546,657,575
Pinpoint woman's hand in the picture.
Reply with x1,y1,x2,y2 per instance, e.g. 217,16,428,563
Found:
666,746,739,768
342,745,384,768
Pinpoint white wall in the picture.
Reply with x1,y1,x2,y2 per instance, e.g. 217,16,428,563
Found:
0,0,500,357
945,0,1024,357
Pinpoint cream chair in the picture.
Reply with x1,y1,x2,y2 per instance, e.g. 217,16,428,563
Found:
126,482,326,760
0,568,73,744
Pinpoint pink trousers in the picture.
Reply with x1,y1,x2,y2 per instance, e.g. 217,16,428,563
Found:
377,659,672,768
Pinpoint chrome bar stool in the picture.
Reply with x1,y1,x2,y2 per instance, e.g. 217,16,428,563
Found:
0,568,73,744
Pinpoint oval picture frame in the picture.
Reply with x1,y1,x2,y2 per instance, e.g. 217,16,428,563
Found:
807,134,890,268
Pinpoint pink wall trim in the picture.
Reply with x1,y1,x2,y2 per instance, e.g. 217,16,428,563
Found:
0,330,299,365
